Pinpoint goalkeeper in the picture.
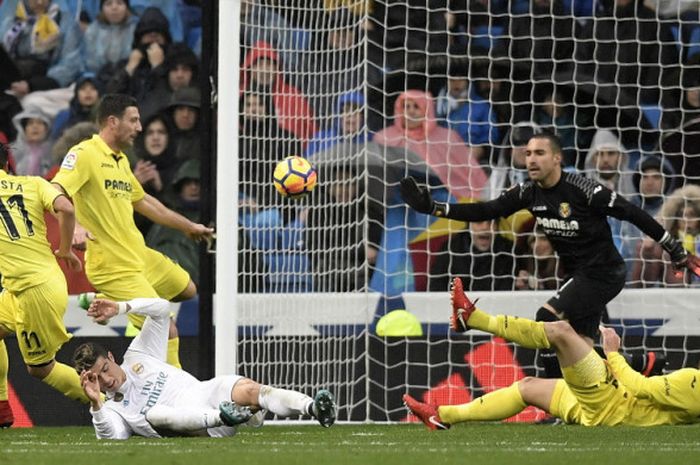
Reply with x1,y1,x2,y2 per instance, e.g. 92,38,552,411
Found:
404,277,700,429
74,297,336,439
401,132,700,377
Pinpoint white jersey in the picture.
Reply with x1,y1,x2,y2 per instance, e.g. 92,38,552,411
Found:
89,299,238,439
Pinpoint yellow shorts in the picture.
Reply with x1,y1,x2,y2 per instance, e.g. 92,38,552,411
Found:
548,380,582,424
89,247,190,330
560,350,631,426
0,273,70,365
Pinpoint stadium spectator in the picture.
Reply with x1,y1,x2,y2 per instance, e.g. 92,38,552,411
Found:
11,105,53,177
83,0,138,75
631,184,700,287
305,90,370,158
104,6,172,103
435,63,500,164
50,72,100,141
661,71,700,131
305,167,382,292
621,156,676,280
374,90,487,200
139,42,199,121
75,297,336,438
146,159,201,286
504,0,574,79
166,86,201,163
401,133,700,379
303,8,363,127
367,0,448,76
404,278,700,428
129,0,185,42
515,229,562,291
428,220,516,292
446,0,507,58
574,0,678,105
240,40,317,144
132,113,177,201
583,129,636,252
239,90,302,207
240,0,304,73
533,86,578,169
0,0,84,97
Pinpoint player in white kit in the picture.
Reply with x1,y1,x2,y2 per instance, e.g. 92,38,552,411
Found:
74,297,336,439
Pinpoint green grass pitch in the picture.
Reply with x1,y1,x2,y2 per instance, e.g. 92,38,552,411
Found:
3,424,700,465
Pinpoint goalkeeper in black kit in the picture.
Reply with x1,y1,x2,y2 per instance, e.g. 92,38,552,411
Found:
401,132,700,378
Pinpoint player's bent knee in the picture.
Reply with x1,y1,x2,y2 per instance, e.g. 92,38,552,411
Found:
546,320,575,345
232,378,261,408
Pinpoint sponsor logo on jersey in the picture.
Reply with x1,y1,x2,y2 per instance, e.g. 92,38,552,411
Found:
536,216,580,237
139,371,169,414
104,179,132,192
61,152,77,170
101,163,116,169
558,202,571,218
132,363,144,375
532,205,547,211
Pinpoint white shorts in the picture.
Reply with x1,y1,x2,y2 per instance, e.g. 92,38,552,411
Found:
188,375,244,410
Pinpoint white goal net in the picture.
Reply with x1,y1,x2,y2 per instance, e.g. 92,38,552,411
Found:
219,0,700,422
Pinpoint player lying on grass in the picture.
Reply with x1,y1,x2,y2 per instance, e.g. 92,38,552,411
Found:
404,277,700,429
75,297,336,439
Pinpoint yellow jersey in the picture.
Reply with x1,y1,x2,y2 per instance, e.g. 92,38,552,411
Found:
0,170,62,292
52,134,147,277
607,352,700,426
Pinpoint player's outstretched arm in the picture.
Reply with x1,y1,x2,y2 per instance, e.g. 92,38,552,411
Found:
400,177,516,221
52,195,82,271
133,193,214,242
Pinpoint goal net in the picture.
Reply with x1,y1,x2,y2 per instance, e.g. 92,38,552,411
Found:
221,0,700,422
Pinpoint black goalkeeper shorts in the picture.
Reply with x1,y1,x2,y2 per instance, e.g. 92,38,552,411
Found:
546,263,626,340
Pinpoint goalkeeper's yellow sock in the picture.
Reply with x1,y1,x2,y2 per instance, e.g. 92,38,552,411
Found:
467,309,551,349
0,340,8,401
438,383,526,424
42,362,89,403
167,337,182,369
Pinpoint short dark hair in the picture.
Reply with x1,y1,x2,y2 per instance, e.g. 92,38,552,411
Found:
530,131,562,155
73,342,109,373
96,94,139,126
0,143,9,168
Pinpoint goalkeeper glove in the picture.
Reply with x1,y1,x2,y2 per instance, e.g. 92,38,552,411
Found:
399,177,449,217
659,232,700,278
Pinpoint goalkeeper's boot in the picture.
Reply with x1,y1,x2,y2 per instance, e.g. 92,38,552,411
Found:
402,394,449,431
219,401,253,427
450,277,478,333
312,389,336,428
0,400,14,428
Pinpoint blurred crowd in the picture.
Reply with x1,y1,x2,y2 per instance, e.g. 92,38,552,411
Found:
2,0,700,296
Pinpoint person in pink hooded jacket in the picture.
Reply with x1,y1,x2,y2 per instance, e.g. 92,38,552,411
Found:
374,90,486,200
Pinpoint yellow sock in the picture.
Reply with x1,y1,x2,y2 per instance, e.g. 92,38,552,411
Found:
438,383,526,424
167,337,182,369
467,309,551,349
0,340,8,401
42,362,89,403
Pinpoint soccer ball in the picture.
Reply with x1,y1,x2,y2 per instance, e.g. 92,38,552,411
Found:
273,156,318,198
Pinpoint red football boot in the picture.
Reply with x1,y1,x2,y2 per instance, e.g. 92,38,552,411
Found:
403,394,449,431
0,400,14,428
450,277,478,333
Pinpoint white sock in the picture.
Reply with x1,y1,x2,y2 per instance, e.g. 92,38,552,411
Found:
257,385,314,418
145,405,223,431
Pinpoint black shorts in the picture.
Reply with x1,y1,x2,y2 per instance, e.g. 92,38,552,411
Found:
546,263,626,339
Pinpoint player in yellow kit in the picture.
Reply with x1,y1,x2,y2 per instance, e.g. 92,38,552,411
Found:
0,143,88,428
51,94,214,369
404,277,700,429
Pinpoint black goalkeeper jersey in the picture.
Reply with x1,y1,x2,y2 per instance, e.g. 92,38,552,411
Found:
445,171,666,273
